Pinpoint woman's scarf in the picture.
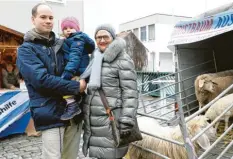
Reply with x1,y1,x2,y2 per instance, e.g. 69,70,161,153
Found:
80,49,104,90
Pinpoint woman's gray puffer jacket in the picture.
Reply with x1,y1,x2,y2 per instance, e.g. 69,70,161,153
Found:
82,37,138,159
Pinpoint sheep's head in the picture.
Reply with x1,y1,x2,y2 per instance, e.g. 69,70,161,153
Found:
205,108,217,121
196,89,212,106
196,78,218,105
199,79,218,93
186,115,216,150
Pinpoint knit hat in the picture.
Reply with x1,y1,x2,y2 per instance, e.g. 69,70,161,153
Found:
94,24,116,39
61,16,80,31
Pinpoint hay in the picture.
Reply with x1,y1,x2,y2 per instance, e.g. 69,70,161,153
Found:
216,121,233,146
124,152,130,159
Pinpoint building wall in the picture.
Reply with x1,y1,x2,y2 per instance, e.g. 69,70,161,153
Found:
0,0,84,35
119,14,191,72
159,52,173,72
119,14,189,31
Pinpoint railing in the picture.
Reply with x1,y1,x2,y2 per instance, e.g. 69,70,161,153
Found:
137,71,175,97
133,55,233,159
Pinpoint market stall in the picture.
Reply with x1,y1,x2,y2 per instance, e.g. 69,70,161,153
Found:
0,25,39,138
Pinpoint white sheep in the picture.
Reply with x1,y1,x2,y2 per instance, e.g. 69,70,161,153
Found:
205,93,233,132
195,71,233,109
128,115,215,159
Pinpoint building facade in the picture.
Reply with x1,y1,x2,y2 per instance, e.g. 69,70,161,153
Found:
119,13,191,72
0,0,84,36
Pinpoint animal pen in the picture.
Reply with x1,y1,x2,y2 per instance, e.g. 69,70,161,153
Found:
133,3,233,159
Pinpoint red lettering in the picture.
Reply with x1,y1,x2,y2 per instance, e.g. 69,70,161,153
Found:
180,25,185,34
206,19,213,30
196,22,201,32
177,26,182,35
188,23,192,32
184,24,189,33
191,23,196,33
200,21,206,31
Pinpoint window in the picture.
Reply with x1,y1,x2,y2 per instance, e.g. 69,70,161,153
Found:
148,24,155,41
140,26,147,41
133,28,139,38
45,0,66,4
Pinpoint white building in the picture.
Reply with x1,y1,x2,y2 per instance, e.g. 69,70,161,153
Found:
119,13,191,72
0,0,84,35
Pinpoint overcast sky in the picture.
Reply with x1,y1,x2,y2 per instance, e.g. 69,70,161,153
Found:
83,0,233,36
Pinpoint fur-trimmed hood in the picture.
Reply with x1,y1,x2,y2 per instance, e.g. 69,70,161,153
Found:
103,37,126,62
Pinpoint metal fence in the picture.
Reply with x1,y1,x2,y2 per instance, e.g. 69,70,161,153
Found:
131,54,233,159
137,72,175,97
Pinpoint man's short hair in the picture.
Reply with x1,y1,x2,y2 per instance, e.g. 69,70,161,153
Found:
31,3,51,17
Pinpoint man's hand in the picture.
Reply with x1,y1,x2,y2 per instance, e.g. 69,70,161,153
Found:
79,79,87,92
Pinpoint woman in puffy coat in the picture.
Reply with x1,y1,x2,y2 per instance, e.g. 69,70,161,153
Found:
80,24,140,159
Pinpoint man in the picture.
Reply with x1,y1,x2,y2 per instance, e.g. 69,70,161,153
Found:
16,3,86,159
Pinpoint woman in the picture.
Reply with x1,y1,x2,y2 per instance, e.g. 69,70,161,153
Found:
2,62,20,89
81,24,140,159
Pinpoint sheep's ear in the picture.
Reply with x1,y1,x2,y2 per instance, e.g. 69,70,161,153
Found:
199,79,205,88
196,133,210,150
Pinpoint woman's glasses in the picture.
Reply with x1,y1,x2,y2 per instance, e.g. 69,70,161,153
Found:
95,35,111,41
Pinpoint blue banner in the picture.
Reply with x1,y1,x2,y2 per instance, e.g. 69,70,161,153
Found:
172,10,233,36
168,10,233,48
0,90,30,137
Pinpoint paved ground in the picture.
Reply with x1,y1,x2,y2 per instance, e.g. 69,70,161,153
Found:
0,133,91,159
2,95,233,158
0,96,170,159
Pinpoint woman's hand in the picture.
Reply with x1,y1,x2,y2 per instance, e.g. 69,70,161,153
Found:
119,122,133,138
79,79,87,93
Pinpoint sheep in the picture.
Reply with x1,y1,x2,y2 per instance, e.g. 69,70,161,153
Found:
128,115,215,159
205,93,233,132
195,70,233,109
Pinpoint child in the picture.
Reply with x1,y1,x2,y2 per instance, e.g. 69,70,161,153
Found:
60,16,95,120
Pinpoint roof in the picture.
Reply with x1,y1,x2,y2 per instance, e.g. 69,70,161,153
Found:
120,13,192,25
0,25,24,38
195,2,233,19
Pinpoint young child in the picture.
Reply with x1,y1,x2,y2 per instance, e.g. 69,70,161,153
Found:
60,16,95,120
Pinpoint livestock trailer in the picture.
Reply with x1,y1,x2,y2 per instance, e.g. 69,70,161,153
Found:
135,3,233,159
